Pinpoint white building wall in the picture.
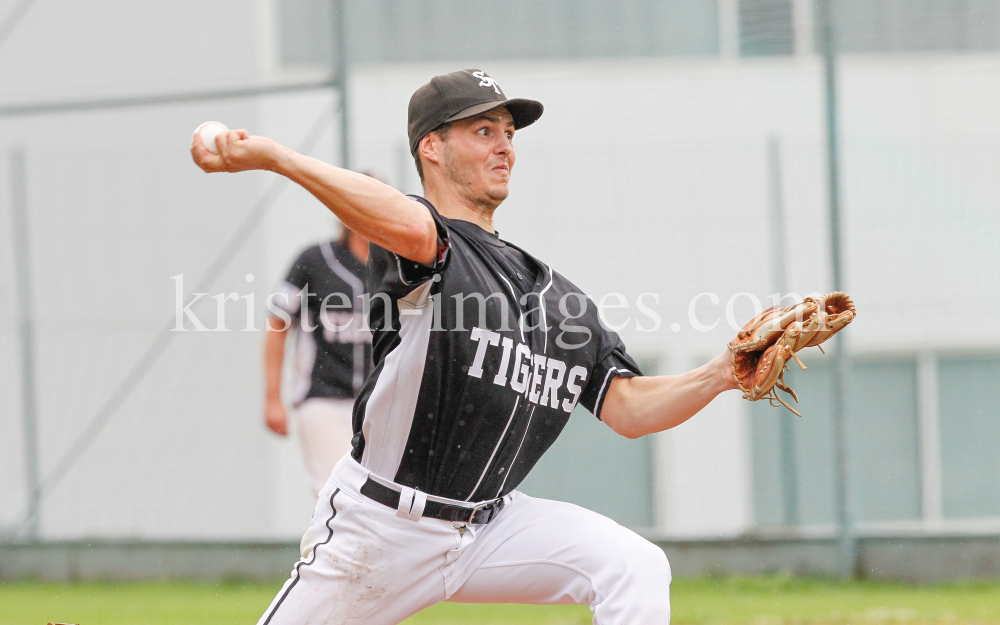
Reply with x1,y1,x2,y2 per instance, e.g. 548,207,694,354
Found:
0,0,320,541
0,1,997,540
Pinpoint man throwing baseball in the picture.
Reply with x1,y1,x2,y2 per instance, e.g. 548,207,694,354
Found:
192,69,739,624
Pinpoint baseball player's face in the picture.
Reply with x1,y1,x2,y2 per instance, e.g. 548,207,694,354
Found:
441,108,516,209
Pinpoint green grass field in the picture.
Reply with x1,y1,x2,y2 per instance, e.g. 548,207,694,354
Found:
3,576,999,625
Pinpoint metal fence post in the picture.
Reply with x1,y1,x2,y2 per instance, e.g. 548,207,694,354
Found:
333,0,350,170
10,147,41,540
767,137,799,527
818,0,856,577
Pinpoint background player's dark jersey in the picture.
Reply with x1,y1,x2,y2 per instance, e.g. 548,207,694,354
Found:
352,198,641,502
274,241,373,404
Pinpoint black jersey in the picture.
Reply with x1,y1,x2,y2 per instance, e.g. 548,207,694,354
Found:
274,241,373,404
352,198,641,502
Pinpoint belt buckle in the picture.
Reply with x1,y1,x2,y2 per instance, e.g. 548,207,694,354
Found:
467,502,489,524
468,498,501,524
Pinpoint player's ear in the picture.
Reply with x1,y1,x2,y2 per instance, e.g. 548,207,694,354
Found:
418,133,442,166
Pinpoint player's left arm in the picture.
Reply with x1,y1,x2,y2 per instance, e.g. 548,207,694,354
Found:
600,348,738,439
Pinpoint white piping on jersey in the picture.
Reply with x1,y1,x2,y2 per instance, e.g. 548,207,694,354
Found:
321,242,367,394
495,404,537,497
360,281,435,480
465,395,520,501
321,242,365,300
538,269,553,352
595,367,620,418
496,272,526,343
393,253,415,287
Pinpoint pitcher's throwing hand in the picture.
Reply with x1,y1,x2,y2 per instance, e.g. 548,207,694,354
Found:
190,126,280,173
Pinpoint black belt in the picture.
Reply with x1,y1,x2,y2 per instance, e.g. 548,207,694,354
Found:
360,477,505,525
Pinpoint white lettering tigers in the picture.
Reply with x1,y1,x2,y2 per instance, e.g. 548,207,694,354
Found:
468,327,586,414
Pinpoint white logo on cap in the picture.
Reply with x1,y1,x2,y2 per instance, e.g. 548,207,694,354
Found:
472,71,502,96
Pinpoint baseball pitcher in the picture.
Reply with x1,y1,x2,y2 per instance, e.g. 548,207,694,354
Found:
192,69,746,625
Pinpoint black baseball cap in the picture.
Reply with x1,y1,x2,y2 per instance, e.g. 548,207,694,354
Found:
407,69,544,155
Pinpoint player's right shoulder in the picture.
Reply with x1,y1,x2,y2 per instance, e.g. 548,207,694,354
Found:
290,243,326,266
303,242,327,257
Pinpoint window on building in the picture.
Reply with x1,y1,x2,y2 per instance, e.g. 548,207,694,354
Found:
739,0,795,56
752,357,921,527
832,0,1000,53
845,358,921,523
281,0,1000,67
752,360,838,526
939,354,1000,519
277,0,720,68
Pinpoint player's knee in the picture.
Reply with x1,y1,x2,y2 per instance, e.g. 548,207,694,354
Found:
631,539,671,585
651,542,671,574
600,540,671,623
634,543,672,616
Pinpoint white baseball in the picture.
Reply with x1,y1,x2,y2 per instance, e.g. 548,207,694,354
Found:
194,121,229,155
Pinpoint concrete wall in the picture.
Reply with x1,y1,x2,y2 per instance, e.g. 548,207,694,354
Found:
0,541,298,582
4,536,999,583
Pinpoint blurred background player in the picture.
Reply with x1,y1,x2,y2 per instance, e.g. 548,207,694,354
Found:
264,222,372,496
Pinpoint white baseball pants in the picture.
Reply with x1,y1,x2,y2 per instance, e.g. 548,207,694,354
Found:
295,397,355,496
258,455,672,625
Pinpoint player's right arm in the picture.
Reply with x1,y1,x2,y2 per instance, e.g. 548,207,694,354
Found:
263,315,290,436
191,131,438,265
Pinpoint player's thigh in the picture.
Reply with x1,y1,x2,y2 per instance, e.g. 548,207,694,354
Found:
449,492,670,607
261,489,453,625
449,559,597,606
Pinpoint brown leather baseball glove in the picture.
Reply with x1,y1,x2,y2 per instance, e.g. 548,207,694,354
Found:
729,292,856,416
